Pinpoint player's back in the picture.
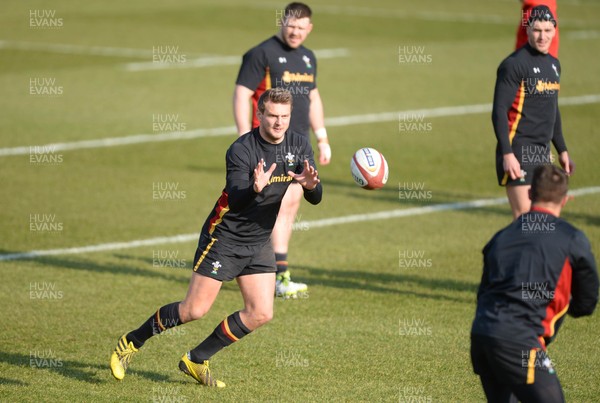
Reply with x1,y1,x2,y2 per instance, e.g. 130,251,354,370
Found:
472,208,578,348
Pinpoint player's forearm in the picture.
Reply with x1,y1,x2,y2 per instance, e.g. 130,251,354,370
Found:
568,275,599,317
233,87,253,136
303,182,322,205
568,234,599,317
491,110,513,155
551,108,567,153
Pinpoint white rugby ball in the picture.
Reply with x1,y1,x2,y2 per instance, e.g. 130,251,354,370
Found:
350,147,389,190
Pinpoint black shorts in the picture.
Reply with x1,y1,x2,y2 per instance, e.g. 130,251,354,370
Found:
496,142,553,186
471,334,557,385
192,233,276,282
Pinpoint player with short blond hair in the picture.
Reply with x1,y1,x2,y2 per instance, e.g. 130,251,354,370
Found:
233,2,331,298
110,88,322,387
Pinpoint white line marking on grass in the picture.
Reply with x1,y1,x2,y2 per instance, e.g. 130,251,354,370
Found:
123,48,349,71
1,94,599,157
0,234,198,262
0,126,237,157
124,55,240,71
2,187,599,261
0,39,348,68
0,40,156,58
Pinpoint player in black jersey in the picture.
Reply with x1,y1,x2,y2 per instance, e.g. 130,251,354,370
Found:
471,165,598,402
110,88,322,387
492,5,574,219
233,2,331,297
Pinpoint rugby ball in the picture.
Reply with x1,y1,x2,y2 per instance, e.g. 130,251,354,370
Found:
350,147,389,190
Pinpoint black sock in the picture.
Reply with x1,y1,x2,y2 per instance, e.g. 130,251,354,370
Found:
189,311,251,362
127,302,181,348
275,253,288,275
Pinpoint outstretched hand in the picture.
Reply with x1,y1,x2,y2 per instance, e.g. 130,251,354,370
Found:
288,160,320,190
253,158,277,193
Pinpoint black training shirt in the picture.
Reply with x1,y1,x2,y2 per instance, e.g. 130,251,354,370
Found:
200,127,322,245
236,36,317,136
492,43,566,156
472,207,598,350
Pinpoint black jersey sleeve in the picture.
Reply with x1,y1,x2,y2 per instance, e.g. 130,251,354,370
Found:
235,46,267,92
568,230,599,317
225,143,257,212
492,57,522,155
303,183,322,205
551,107,567,154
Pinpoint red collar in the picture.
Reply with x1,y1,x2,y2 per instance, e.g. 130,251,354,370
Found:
530,206,557,217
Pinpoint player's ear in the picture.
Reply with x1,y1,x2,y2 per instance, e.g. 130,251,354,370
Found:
306,22,313,34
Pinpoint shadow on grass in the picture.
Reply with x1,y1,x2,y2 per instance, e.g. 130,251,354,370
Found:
0,351,171,384
294,265,478,304
7,254,190,284
0,377,28,386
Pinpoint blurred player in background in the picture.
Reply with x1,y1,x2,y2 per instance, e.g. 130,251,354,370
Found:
492,5,573,219
471,164,598,403
233,2,331,298
516,0,559,57
110,89,322,387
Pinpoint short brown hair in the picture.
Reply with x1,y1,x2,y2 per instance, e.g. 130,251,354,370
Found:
285,2,312,20
257,88,293,114
530,165,568,204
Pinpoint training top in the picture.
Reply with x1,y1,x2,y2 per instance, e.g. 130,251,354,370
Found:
236,36,317,136
492,43,566,156
200,127,322,245
471,207,599,350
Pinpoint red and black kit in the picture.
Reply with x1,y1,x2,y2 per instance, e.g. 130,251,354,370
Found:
471,207,598,399
492,43,566,186
192,128,322,281
236,36,317,136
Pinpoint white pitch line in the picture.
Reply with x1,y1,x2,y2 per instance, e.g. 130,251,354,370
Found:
123,48,349,72
2,186,599,262
2,94,599,158
0,40,348,69
0,126,237,157
0,40,156,58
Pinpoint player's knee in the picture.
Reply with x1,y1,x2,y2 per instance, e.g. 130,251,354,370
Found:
249,309,273,328
178,302,210,323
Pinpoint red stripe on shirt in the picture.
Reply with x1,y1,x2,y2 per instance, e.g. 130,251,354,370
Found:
540,257,572,348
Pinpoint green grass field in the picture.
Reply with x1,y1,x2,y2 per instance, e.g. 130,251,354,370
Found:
1,0,600,401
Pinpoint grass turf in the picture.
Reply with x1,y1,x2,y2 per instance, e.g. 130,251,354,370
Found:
1,0,600,401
